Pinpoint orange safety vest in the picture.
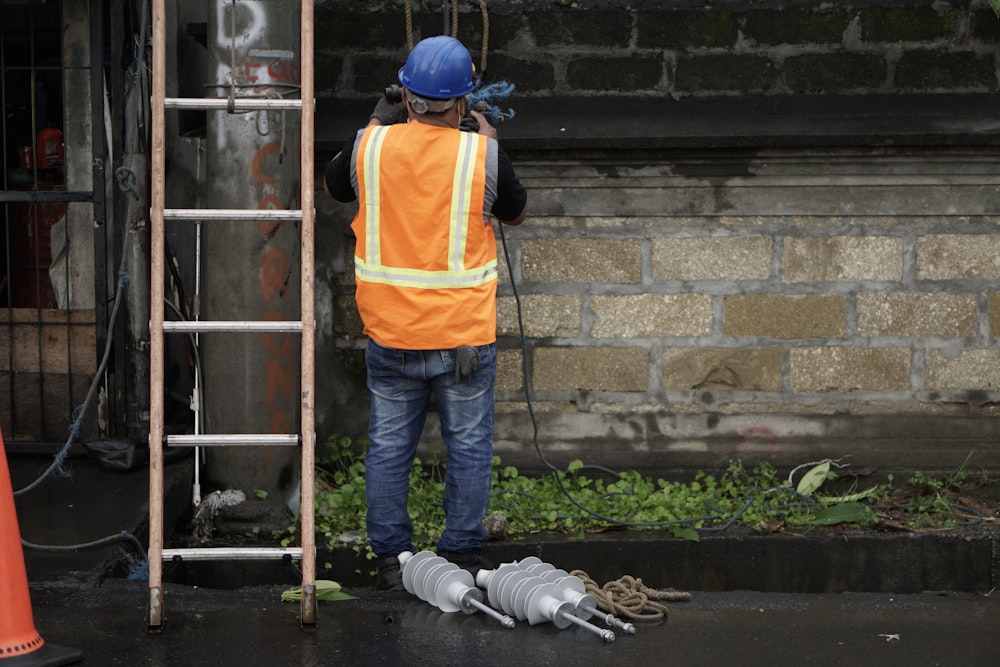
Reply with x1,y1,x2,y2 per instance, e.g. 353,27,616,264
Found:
351,122,498,350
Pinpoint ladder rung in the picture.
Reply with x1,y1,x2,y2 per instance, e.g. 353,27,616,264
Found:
163,321,303,333
164,97,303,111
162,547,304,561
164,208,303,221
166,434,301,447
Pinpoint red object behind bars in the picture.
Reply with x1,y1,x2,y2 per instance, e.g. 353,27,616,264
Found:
35,127,63,168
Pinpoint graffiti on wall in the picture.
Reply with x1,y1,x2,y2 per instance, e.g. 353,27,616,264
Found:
214,0,301,436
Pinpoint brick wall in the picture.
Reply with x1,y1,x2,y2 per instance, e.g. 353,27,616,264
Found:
313,0,1000,474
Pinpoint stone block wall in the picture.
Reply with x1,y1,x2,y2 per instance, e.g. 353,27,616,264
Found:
320,155,1000,475
314,0,999,99
478,155,1000,473
313,0,1000,474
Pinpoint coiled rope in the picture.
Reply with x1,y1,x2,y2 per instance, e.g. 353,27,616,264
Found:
570,570,691,622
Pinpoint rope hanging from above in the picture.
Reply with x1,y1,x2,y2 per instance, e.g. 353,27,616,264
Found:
403,0,491,74
400,1,512,124
405,0,414,50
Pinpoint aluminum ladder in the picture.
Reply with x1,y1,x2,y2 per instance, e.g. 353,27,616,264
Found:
146,0,317,630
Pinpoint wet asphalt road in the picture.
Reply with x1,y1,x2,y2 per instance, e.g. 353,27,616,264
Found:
9,454,1000,666
26,579,1000,666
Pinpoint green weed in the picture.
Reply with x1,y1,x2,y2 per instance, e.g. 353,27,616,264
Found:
300,435,987,556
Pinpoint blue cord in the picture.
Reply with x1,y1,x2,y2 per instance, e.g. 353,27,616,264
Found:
469,81,516,124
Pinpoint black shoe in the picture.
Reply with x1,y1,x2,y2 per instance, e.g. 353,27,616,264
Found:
375,555,404,591
437,549,493,577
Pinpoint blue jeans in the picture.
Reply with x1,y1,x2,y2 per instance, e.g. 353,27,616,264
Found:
364,339,496,558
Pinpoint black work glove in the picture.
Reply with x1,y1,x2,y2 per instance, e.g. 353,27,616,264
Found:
454,346,481,384
459,114,480,133
370,97,408,125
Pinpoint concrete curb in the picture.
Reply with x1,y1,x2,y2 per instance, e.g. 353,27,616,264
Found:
161,526,999,595
12,454,997,595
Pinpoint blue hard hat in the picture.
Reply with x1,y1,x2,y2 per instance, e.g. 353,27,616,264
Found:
398,36,478,100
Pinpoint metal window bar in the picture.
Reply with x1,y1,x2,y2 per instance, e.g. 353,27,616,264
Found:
147,0,317,630
2,0,104,447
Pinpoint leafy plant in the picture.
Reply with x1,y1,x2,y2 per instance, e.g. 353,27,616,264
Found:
298,435,987,557
282,579,356,602
899,466,971,528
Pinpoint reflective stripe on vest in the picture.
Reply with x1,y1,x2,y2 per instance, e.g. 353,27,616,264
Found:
355,125,497,290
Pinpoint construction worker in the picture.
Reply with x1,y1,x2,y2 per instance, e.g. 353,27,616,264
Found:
324,35,528,591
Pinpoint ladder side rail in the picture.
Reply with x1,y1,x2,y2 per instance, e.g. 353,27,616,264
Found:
298,0,318,628
147,0,168,631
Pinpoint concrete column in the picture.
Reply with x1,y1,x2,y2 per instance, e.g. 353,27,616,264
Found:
61,0,95,310
202,0,302,498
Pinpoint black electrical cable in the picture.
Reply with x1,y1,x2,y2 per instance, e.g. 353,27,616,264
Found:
21,531,147,563
497,223,731,532
497,225,984,533
14,186,149,577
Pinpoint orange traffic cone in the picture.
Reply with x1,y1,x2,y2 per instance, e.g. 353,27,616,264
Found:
1,426,81,665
